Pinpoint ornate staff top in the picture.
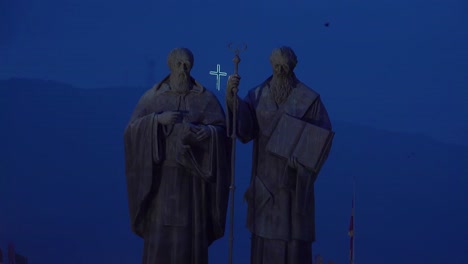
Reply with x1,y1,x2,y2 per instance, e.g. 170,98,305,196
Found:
227,42,247,74
227,42,247,55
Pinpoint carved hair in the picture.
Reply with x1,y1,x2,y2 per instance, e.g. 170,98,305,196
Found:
167,48,194,70
269,46,298,70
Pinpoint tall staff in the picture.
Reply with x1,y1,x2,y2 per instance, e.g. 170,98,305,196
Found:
227,42,247,264
349,176,356,264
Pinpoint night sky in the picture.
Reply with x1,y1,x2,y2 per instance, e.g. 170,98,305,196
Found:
1,0,467,263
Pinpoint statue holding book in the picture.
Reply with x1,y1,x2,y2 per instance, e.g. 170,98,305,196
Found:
226,46,334,264
124,48,231,264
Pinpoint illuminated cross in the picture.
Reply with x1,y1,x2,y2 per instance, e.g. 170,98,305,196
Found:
209,64,227,91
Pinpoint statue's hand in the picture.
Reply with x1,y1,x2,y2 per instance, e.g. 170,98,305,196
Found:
157,111,182,125
195,125,210,141
226,74,241,103
287,156,299,170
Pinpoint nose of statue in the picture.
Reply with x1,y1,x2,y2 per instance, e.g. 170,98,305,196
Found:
275,64,289,74
180,64,189,74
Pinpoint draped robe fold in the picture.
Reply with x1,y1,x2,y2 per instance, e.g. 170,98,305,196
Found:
124,76,231,264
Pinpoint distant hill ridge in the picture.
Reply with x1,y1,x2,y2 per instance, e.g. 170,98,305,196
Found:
1,77,78,90
1,77,465,149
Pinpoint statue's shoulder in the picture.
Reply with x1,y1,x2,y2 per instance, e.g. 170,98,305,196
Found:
136,78,169,107
153,79,171,95
142,85,160,100
295,81,320,100
249,85,263,96
199,85,215,98
137,87,155,104
192,81,219,101
248,77,271,100
200,88,223,106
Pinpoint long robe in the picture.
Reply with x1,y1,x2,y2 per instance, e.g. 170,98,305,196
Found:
124,75,231,264
229,76,333,264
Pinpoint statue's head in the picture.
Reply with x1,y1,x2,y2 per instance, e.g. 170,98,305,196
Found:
167,48,194,75
269,46,298,104
269,46,298,77
167,48,194,93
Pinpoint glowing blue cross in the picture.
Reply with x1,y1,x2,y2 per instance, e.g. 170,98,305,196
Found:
209,64,227,91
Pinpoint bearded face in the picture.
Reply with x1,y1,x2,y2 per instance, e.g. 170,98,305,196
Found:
269,47,298,105
170,66,191,93
270,62,294,105
168,49,193,93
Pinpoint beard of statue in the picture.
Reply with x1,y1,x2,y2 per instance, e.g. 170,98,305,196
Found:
170,70,191,93
270,73,294,105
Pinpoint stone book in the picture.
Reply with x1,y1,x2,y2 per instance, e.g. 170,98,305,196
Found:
266,113,334,173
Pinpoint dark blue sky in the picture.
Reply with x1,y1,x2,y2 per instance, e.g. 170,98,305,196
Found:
1,0,467,263
1,0,467,145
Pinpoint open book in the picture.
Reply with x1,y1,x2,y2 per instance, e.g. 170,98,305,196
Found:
266,114,334,174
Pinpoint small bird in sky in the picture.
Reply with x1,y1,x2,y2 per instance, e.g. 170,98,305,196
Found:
324,22,330,27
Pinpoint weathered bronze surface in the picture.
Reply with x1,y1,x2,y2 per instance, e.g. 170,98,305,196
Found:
124,48,231,264
226,46,334,264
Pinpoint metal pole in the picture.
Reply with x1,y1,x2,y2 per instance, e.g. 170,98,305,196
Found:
227,42,246,264
353,176,356,264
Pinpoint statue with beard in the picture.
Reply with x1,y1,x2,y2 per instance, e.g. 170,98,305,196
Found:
124,48,231,264
226,46,334,264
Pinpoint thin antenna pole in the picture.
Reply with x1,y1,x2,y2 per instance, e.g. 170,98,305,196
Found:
353,176,356,264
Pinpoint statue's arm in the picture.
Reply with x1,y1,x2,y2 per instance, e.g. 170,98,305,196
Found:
127,91,168,126
192,94,228,140
303,96,332,131
287,96,333,188
307,97,333,168
234,93,258,143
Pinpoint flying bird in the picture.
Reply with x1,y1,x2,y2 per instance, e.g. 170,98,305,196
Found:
324,22,330,27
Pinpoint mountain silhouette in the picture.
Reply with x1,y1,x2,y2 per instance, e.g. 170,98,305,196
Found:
0,78,466,264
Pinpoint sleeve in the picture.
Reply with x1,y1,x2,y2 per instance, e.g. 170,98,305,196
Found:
227,92,258,143
124,112,158,237
294,97,334,214
303,97,332,131
123,91,165,237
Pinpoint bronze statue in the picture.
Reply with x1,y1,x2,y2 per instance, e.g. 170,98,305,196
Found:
226,46,334,264
124,48,231,264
